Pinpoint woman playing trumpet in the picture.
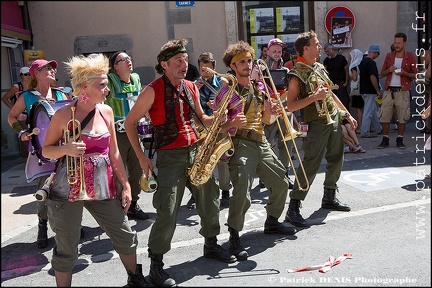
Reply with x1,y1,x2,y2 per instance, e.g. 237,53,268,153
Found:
41,54,148,287
284,31,356,228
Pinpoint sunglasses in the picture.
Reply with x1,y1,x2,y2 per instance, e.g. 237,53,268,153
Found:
38,65,57,72
22,73,31,76
115,56,131,65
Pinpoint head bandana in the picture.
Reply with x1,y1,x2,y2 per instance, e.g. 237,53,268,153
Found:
230,51,252,64
155,46,188,75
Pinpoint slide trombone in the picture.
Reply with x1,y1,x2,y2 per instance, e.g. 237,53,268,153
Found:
256,59,309,192
64,106,90,200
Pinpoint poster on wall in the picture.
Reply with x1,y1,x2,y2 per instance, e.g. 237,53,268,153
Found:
276,7,301,33
330,17,353,48
250,8,274,33
277,33,300,55
251,35,274,56
24,50,45,67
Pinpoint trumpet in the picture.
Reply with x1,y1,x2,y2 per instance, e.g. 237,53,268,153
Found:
256,59,309,192
64,106,90,200
308,73,337,125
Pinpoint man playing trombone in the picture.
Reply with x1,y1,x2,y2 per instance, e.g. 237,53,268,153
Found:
215,40,297,262
284,31,356,227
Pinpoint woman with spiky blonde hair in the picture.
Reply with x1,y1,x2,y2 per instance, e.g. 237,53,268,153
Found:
42,54,148,287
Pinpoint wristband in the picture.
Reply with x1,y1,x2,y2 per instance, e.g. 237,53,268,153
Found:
18,130,27,139
12,122,22,134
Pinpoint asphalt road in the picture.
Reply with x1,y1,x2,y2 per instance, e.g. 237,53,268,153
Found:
1,121,430,287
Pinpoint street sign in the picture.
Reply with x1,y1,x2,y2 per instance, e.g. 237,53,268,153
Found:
176,1,195,7
325,5,355,34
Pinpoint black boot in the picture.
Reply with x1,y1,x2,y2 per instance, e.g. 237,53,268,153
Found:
37,219,48,249
127,264,150,287
127,201,149,220
321,188,351,211
204,236,236,263
148,249,177,287
186,195,196,209
220,190,230,208
228,227,248,261
264,215,297,235
285,199,308,227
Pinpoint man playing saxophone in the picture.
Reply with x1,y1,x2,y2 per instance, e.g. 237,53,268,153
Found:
214,40,297,262
284,31,356,228
124,38,236,287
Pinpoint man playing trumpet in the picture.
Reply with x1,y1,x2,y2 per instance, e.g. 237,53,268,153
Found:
284,31,356,227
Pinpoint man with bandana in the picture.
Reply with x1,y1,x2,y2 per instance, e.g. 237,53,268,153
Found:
105,51,149,221
284,31,355,228
124,38,235,287
214,40,297,262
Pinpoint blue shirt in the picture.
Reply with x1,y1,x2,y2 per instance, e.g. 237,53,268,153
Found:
196,75,222,116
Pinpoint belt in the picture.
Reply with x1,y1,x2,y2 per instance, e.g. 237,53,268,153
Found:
388,87,402,92
235,129,266,143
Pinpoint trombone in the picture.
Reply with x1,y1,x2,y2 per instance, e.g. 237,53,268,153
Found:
64,106,91,200
256,59,309,192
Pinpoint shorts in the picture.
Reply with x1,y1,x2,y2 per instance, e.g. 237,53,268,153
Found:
378,89,410,123
351,95,364,109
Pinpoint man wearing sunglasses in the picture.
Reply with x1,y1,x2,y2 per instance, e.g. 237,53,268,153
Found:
105,51,150,221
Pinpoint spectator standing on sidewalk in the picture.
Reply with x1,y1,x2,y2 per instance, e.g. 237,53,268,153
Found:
105,51,149,220
379,32,417,149
348,49,364,134
358,44,382,139
2,66,32,158
323,43,350,110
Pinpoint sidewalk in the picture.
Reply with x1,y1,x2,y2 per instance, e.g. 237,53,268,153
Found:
1,120,428,240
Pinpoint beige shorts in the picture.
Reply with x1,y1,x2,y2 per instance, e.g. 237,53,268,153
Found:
378,89,411,123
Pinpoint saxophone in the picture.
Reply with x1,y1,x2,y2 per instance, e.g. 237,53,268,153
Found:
187,68,238,186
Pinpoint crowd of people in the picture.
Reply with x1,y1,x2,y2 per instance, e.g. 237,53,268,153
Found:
4,29,430,287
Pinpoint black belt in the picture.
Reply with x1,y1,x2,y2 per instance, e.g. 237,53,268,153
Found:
235,129,266,143
388,87,402,92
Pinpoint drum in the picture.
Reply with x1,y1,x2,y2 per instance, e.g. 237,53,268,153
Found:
28,100,74,163
137,116,153,143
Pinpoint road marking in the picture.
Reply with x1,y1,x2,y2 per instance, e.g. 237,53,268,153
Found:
1,198,430,281
340,167,428,192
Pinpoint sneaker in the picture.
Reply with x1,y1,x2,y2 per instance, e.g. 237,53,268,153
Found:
378,137,389,149
186,196,196,209
344,146,350,153
396,137,406,149
393,123,398,130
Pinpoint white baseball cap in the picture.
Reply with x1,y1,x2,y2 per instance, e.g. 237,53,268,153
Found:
19,67,30,74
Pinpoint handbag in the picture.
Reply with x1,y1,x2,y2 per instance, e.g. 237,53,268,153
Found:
349,66,360,96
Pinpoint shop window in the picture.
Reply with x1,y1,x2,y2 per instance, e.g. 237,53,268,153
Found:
239,1,312,57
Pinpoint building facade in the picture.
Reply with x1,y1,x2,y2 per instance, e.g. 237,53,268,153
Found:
1,1,430,157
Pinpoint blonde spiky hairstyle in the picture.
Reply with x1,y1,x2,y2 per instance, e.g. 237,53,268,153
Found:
64,53,109,96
